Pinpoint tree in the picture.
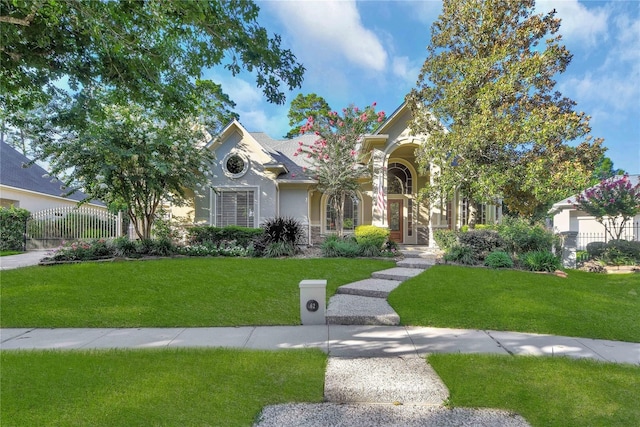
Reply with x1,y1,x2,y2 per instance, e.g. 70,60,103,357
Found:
572,174,640,241
408,0,604,222
285,93,331,138
34,91,223,240
1,0,304,127
591,154,626,184
297,103,385,235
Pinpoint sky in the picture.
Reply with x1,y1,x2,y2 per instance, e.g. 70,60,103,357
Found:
203,0,639,174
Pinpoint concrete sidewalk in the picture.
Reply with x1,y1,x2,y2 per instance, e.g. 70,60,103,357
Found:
2,325,638,364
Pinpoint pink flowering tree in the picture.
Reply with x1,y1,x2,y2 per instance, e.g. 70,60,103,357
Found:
294,103,385,236
572,174,640,240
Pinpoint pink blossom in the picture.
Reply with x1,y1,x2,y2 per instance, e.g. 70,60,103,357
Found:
291,173,296,177
293,152,299,156
298,141,303,146
372,102,377,107
302,166,307,172
350,150,356,157
377,117,383,122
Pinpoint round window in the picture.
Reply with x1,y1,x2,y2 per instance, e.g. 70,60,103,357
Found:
226,155,245,175
223,153,249,178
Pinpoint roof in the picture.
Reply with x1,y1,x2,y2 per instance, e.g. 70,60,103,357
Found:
0,141,103,205
548,174,640,215
250,132,319,182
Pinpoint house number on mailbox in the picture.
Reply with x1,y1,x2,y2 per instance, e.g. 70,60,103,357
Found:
306,300,319,312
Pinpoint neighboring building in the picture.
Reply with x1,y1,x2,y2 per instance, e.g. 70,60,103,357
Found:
196,102,501,247
0,141,105,211
548,174,640,247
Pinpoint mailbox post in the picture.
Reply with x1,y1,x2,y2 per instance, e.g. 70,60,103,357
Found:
299,279,326,325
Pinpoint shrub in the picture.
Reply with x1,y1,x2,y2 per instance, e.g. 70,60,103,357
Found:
601,240,640,266
109,237,139,258
444,244,477,265
457,229,504,260
321,235,360,258
433,229,458,251
460,224,493,232
0,206,30,251
496,216,555,255
586,241,607,259
354,225,389,248
263,242,296,258
519,251,561,272
188,226,263,248
484,251,513,269
357,240,382,257
262,217,305,246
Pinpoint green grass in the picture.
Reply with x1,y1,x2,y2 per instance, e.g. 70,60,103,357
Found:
0,250,22,256
0,257,394,327
1,348,326,427
389,265,640,342
429,354,640,427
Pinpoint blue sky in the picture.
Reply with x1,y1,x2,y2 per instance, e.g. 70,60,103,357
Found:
204,0,639,174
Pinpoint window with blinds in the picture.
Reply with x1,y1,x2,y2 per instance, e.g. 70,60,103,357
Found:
216,190,255,227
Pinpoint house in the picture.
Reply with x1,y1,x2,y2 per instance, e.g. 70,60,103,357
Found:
548,174,640,247
195,102,501,246
0,141,106,212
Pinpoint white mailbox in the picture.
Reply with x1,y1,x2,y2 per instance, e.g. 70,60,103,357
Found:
299,279,327,325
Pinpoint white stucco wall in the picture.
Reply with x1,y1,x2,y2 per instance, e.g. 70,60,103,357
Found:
0,186,106,213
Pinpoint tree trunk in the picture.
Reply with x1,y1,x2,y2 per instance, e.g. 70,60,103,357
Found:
334,192,345,237
467,200,477,229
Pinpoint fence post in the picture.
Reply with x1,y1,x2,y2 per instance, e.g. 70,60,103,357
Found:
560,231,578,269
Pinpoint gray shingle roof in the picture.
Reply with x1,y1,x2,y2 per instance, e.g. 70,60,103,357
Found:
0,141,101,204
250,132,319,181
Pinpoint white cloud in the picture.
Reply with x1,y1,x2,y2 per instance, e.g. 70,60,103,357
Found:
537,0,609,46
265,0,387,71
404,0,442,24
391,56,420,84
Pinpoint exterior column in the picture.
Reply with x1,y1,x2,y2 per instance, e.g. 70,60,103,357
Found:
560,231,578,269
371,149,387,227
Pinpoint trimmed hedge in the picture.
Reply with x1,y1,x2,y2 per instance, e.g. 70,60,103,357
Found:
187,226,263,248
0,206,30,251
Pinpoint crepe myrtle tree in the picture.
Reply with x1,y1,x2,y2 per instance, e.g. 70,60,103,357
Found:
295,103,385,236
571,174,640,241
36,99,216,240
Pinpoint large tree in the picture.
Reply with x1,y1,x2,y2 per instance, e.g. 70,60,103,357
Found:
408,0,604,222
284,93,331,138
298,104,385,235
34,90,224,240
1,0,304,126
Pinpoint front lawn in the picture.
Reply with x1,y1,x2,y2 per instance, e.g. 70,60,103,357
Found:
1,348,326,427
0,258,394,327
389,265,640,342
429,354,640,427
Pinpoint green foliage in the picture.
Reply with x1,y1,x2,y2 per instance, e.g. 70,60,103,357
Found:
519,251,561,272
573,174,640,240
496,216,556,255
484,251,513,269
262,242,297,258
433,229,458,251
444,244,477,265
2,1,304,121
0,206,30,251
408,0,603,217
354,225,389,249
457,229,504,260
321,235,360,258
460,224,493,232
285,93,331,138
586,241,607,259
591,154,626,184
188,226,263,248
602,240,640,266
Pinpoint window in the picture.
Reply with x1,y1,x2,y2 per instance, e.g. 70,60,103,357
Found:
461,198,487,226
326,194,359,231
387,163,412,194
223,153,249,178
216,190,255,227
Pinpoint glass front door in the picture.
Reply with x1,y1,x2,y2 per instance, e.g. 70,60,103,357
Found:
388,199,403,243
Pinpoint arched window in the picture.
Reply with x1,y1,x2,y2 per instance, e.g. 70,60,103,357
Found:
387,163,412,194
325,194,359,231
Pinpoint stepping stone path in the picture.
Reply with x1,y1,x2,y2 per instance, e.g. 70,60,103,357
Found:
254,247,531,426
326,246,437,326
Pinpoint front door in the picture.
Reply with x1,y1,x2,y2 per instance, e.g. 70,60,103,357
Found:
388,199,403,243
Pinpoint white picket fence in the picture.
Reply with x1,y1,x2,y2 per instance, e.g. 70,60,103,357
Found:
26,207,123,249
